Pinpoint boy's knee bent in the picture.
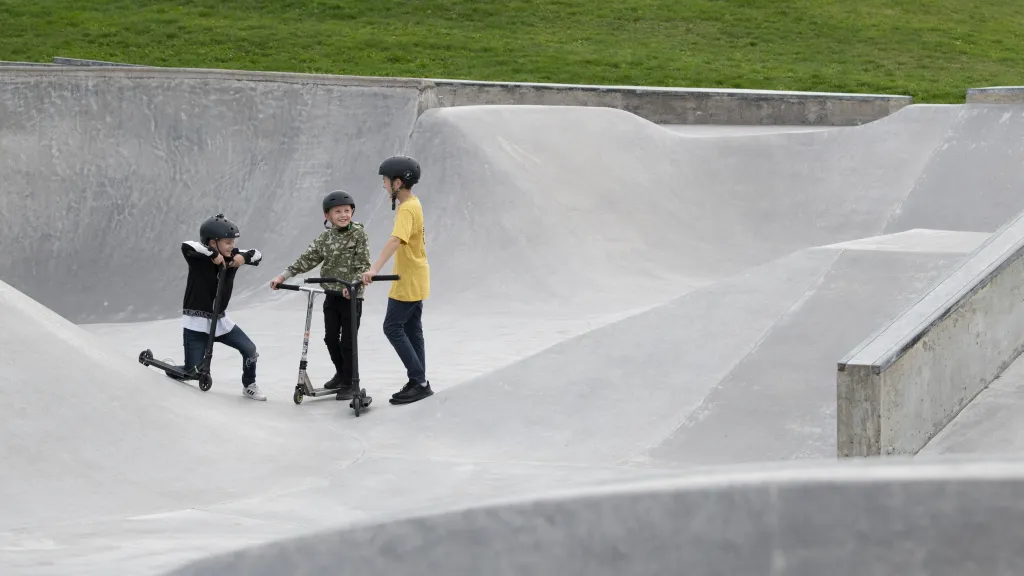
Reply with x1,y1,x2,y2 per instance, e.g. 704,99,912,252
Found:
239,341,258,362
383,320,404,341
243,349,259,369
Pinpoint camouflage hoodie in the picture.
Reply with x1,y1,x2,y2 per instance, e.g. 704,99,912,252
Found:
281,222,372,297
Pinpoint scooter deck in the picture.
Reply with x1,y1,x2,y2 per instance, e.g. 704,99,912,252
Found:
292,384,374,406
301,386,345,397
139,349,213,391
139,349,196,380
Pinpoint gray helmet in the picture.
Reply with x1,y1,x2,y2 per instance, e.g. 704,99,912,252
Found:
378,155,421,186
323,190,356,214
199,213,240,245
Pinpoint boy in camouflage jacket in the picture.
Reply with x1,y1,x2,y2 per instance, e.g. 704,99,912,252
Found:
270,191,371,400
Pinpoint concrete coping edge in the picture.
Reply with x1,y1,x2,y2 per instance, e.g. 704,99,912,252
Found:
0,60,58,67
0,64,437,90
838,208,1024,374
8,57,913,102
429,77,912,100
182,457,1024,547
968,86,1024,94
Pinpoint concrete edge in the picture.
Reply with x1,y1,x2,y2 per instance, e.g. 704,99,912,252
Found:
0,64,438,91
30,56,911,125
0,60,57,67
220,457,1024,541
49,57,913,101
162,457,1024,576
838,207,1024,373
53,56,144,67
429,77,914,101
967,86,1024,104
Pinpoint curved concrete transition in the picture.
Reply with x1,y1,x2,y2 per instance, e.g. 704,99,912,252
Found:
4,66,1024,574
164,458,1024,576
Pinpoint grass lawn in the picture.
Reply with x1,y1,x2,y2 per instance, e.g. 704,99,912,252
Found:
2,0,1024,103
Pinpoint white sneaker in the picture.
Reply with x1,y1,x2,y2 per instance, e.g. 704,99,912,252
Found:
243,384,267,401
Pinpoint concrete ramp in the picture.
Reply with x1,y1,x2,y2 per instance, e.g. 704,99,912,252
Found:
163,458,1024,576
0,279,364,532
885,104,1024,233
0,67,431,323
404,103,961,316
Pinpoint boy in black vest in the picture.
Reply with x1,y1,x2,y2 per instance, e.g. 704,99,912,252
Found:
177,214,266,401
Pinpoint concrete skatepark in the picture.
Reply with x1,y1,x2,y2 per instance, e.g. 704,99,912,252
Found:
4,65,1024,574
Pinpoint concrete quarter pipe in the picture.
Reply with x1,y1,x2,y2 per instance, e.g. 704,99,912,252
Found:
2,67,1024,574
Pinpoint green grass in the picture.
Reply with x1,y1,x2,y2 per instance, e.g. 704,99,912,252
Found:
3,0,1024,102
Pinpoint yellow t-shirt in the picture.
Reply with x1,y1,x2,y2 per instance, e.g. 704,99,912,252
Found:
388,195,430,301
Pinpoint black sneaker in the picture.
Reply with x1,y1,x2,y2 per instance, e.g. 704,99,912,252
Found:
390,381,433,405
324,373,343,390
391,379,416,399
334,381,358,400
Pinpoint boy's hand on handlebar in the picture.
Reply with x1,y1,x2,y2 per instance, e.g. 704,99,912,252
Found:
211,253,225,266
342,287,350,299
230,254,245,268
269,275,285,290
360,268,378,285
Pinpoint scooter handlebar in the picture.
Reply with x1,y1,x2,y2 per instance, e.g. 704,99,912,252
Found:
305,275,401,284
276,284,300,291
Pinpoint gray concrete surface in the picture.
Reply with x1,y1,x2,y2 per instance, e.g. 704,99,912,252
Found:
0,66,434,323
967,86,1024,104
663,124,837,136
0,61,56,67
923,353,1024,456
41,57,914,125
882,104,1024,233
51,56,144,67
430,78,912,125
838,209,1024,457
164,458,1024,576
1,66,1023,575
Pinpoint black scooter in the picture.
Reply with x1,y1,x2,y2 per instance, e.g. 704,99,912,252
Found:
277,274,399,416
138,260,229,392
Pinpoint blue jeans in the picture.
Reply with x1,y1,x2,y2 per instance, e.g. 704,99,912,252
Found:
383,298,426,383
182,325,258,385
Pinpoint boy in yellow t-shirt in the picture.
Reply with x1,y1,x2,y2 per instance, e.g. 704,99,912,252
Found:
362,155,432,405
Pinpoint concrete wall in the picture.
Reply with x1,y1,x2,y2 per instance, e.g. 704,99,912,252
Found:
430,78,912,125
0,61,56,67
967,87,1024,104
52,56,143,67
48,57,911,126
165,459,1024,576
837,209,1024,457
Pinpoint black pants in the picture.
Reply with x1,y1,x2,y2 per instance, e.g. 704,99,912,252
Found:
383,298,426,383
323,293,362,384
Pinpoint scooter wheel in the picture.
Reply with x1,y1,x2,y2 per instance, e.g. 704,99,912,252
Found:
139,350,153,365
198,373,213,392
293,389,304,405
351,396,363,417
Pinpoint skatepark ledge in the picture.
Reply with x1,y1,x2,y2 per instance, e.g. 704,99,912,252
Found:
838,207,1024,457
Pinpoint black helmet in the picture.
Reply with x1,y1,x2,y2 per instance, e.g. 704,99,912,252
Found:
323,190,356,214
199,213,240,245
378,155,421,187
